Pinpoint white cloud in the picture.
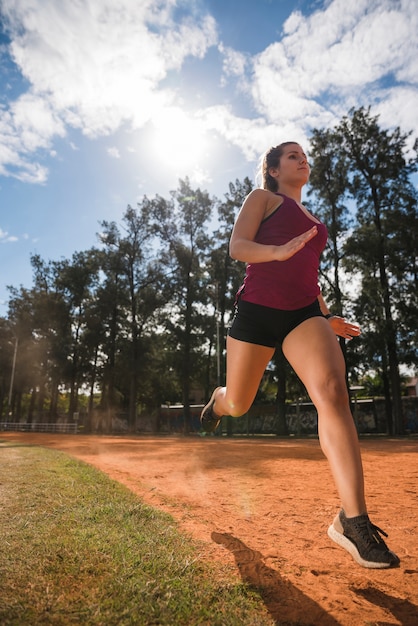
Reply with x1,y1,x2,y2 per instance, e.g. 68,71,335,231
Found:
200,105,310,162
249,0,418,133
373,86,418,150
188,165,212,187
0,0,417,185
107,147,120,159
218,43,248,84
0,92,63,182
207,0,418,163
0,0,218,180
0,228,18,243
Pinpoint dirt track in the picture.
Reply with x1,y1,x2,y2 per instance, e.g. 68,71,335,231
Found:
2,432,417,626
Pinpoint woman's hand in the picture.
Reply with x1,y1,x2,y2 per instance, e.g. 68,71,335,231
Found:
273,225,318,261
328,316,361,341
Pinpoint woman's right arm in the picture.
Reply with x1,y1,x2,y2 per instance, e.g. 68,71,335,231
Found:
229,189,318,264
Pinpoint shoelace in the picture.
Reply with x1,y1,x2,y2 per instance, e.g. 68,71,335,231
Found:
353,518,389,547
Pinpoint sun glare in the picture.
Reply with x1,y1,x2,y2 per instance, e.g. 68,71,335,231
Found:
149,108,210,174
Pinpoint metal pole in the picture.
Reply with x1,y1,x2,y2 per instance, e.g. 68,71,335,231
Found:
8,337,18,411
214,281,221,386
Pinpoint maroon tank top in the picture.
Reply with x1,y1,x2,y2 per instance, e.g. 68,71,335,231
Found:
238,194,328,310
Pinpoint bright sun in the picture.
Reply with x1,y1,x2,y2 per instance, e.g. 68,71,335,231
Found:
149,107,210,174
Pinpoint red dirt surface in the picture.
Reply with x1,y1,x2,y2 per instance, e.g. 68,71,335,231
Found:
2,432,417,626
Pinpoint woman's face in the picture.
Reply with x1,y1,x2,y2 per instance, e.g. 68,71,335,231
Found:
270,143,310,186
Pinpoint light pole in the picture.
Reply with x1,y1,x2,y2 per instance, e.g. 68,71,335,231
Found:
215,282,221,386
8,337,18,414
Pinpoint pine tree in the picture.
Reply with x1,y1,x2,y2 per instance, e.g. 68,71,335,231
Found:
337,107,418,434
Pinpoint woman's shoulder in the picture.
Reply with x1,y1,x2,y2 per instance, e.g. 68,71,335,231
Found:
245,188,284,206
246,187,277,198
241,188,284,221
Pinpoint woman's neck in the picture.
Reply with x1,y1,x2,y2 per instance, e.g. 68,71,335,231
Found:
277,183,302,203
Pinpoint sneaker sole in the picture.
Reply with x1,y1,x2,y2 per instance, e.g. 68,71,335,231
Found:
327,523,394,569
200,387,222,432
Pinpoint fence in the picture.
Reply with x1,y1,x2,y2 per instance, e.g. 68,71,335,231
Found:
0,422,79,434
2,396,417,435
158,396,418,436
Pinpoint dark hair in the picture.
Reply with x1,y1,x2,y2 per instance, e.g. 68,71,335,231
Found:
260,142,299,192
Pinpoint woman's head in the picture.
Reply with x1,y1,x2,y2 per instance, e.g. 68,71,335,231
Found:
259,142,304,192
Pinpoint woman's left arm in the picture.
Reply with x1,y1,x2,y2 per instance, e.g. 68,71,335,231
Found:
317,293,361,340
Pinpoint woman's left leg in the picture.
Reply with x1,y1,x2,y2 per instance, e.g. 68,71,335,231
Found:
282,316,366,517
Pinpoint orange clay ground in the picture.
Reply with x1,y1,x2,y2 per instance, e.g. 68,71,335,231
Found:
3,432,417,626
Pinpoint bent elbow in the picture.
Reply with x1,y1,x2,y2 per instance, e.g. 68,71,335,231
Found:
229,239,241,260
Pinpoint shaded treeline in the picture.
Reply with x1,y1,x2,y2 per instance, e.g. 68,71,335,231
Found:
1,108,417,434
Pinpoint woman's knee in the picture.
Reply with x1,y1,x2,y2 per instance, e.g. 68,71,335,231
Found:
311,372,349,407
224,393,252,418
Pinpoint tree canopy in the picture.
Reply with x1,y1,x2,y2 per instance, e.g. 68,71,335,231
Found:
1,108,417,435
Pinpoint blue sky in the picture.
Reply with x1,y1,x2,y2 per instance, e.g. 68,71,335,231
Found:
1,0,417,316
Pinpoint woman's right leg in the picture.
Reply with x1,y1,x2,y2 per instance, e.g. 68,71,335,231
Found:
210,337,275,417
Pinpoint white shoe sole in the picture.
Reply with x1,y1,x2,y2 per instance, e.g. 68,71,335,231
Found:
200,387,222,432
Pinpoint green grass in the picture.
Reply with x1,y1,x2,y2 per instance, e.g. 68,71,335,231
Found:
0,441,274,625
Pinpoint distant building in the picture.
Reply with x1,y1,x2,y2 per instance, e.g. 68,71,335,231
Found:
406,377,418,397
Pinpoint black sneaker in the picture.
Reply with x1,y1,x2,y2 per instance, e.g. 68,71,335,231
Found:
328,509,400,569
200,387,222,433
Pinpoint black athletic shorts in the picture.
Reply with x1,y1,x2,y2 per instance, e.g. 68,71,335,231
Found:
228,298,324,348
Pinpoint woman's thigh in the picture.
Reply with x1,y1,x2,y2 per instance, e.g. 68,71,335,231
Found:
282,317,349,408
225,336,275,416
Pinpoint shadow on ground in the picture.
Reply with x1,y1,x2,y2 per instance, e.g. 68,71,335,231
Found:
211,532,341,626
351,584,418,626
